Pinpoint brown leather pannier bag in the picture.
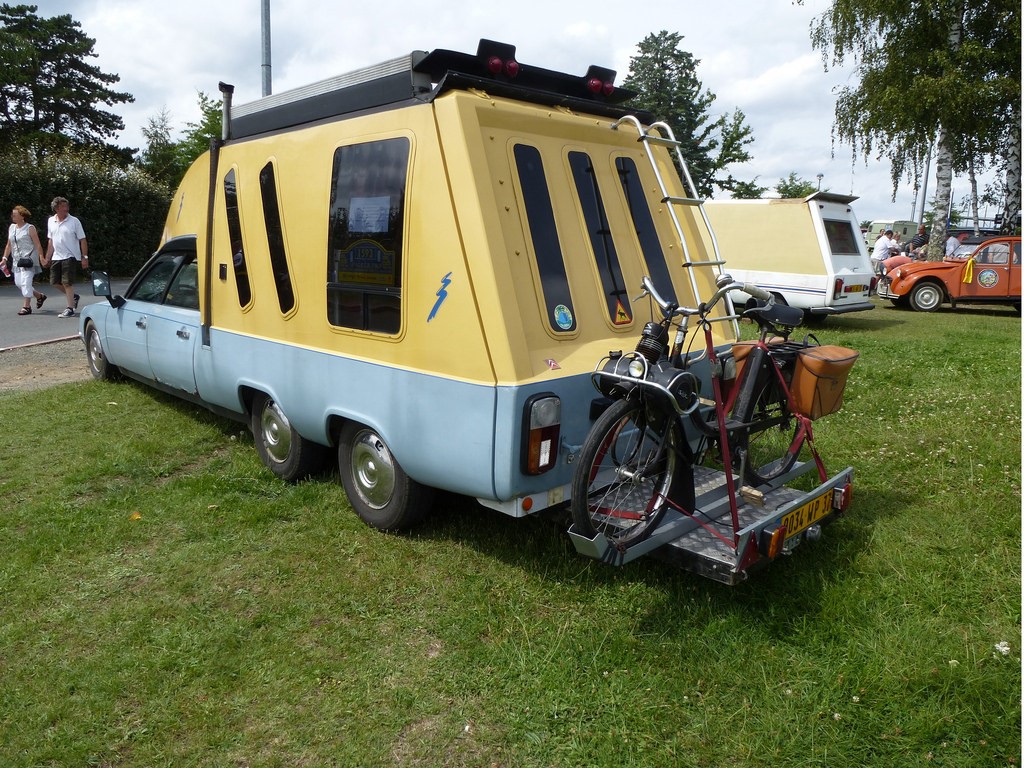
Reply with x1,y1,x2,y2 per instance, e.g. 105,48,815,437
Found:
789,345,859,420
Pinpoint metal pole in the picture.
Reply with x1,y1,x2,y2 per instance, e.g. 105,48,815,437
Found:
261,0,272,96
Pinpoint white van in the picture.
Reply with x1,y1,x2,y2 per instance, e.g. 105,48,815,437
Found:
865,218,918,247
704,193,877,318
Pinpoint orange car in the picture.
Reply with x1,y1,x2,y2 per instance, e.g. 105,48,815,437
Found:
877,236,1021,312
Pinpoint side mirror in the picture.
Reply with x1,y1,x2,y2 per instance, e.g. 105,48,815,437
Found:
92,270,126,309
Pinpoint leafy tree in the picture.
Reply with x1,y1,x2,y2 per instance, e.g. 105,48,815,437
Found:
805,0,1021,258
0,4,133,158
731,178,769,199
138,107,179,189
775,172,821,199
174,91,222,172
622,31,755,198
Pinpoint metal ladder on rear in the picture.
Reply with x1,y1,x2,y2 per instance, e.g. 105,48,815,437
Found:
613,115,739,337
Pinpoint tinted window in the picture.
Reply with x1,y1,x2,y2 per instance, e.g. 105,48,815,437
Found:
615,157,677,306
223,169,252,307
824,219,861,255
569,151,631,325
259,162,295,313
130,248,194,305
514,144,575,332
327,138,409,333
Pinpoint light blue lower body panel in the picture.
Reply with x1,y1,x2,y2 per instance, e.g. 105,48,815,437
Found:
192,329,601,506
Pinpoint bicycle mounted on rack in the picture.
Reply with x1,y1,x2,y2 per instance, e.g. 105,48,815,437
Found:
568,273,859,583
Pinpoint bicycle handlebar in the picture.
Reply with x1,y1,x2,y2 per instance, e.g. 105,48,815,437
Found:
639,275,772,319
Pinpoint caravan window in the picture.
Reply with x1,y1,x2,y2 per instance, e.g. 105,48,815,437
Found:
615,157,677,306
327,138,409,333
223,169,253,308
823,219,861,255
569,151,632,325
513,144,576,333
259,162,295,314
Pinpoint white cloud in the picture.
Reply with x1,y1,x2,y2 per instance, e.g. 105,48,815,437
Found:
26,0,1001,223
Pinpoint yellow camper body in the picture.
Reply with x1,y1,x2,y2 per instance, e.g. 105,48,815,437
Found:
705,194,876,317
92,41,738,528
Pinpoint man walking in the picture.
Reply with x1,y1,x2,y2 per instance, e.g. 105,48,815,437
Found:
42,197,89,318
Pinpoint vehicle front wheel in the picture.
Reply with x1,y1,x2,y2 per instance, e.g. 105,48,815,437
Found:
250,392,328,482
909,282,944,312
85,322,120,381
337,422,434,530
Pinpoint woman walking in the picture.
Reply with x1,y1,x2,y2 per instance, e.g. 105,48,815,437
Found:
3,205,46,315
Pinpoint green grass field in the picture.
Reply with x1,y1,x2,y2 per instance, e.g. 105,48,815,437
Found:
1,300,1019,767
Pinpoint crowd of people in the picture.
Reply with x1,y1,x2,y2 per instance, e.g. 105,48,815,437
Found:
868,224,966,275
1,196,89,317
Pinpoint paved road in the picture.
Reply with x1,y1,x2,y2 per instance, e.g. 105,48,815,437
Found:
0,277,132,351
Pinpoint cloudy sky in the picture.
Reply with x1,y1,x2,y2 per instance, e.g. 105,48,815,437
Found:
28,0,999,224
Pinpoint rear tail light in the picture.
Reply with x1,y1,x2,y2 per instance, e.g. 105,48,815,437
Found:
522,394,561,475
760,525,787,559
833,481,853,512
869,277,878,294
833,277,844,300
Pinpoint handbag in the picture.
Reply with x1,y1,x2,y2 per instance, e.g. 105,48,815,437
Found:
16,256,33,269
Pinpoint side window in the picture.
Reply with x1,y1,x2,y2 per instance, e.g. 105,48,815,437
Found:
165,261,200,310
615,157,677,306
223,169,252,308
1014,243,1021,265
569,151,631,325
327,138,409,333
259,162,295,313
514,144,576,333
988,243,1010,265
129,250,191,304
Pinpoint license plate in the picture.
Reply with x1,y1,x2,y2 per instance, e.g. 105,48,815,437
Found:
781,489,834,539
845,284,866,293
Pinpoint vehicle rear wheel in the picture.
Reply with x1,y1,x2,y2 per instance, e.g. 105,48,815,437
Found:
909,281,943,312
337,422,434,530
85,322,120,381
735,376,802,485
571,398,689,549
251,392,328,481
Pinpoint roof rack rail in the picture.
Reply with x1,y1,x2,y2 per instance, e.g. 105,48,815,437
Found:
225,39,649,141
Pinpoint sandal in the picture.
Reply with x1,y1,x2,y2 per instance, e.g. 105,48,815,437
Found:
18,307,31,315
35,294,46,309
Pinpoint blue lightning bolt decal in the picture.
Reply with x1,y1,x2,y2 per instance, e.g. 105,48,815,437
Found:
427,271,453,322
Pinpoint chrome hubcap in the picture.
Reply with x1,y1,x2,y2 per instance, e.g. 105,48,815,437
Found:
350,431,395,509
260,400,292,463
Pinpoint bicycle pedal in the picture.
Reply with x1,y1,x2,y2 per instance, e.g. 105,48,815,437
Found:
740,486,765,506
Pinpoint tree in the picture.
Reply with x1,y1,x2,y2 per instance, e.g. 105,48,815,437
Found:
0,4,133,158
138,107,179,189
175,91,221,172
622,31,755,198
731,178,769,199
775,172,820,199
805,0,1021,259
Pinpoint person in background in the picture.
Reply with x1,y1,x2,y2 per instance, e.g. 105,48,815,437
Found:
42,196,88,318
871,228,898,274
3,205,47,315
907,224,929,259
945,232,961,258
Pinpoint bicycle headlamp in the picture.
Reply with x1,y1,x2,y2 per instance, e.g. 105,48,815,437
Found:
627,358,646,378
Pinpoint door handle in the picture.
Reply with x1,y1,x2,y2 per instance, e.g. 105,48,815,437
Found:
176,328,190,340
135,318,147,329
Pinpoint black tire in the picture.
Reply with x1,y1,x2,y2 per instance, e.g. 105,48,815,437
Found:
889,297,909,309
909,281,944,312
571,398,685,549
85,322,120,381
337,422,434,530
250,392,328,482
735,375,802,485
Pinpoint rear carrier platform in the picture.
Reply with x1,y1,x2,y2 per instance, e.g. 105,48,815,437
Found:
568,462,853,585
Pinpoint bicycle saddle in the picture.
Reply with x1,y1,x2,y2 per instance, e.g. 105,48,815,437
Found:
743,301,804,329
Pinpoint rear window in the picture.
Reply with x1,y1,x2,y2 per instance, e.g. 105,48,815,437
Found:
823,219,861,255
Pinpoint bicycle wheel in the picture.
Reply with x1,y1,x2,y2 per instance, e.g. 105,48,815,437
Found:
735,376,802,485
571,398,685,548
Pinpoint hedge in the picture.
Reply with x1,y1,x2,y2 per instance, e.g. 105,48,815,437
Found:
0,149,172,277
